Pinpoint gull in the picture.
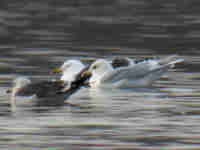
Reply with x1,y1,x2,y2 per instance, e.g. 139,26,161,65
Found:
7,66,91,112
81,55,184,88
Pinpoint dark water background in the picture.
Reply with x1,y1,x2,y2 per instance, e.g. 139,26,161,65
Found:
0,0,200,149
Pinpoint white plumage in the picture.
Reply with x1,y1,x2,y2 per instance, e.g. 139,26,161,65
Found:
84,55,184,88
52,60,85,82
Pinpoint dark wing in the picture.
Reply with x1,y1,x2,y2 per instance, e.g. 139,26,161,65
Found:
111,57,131,69
17,65,91,98
70,65,91,88
17,80,65,98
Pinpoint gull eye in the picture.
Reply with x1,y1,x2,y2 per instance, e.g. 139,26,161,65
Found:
62,64,70,69
93,65,97,70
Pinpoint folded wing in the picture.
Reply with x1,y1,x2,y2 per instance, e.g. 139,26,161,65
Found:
101,56,183,84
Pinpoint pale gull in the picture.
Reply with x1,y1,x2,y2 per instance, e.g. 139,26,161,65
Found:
82,55,184,88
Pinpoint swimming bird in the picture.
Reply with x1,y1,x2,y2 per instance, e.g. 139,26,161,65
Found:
51,60,85,83
8,66,91,112
81,55,184,88
51,58,135,84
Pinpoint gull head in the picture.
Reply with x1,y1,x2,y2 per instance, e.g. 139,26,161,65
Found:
9,77,31,112
51,60,85,82
11,77,31,98
81,59,114,87
88,59,113,74
12,77,31,91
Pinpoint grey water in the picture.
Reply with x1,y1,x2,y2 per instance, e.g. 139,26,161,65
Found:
0,0,200,149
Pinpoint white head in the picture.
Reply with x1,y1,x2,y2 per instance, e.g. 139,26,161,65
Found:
86,59,114,87
10,77,31,112
12,77,31,91
52,60,85,82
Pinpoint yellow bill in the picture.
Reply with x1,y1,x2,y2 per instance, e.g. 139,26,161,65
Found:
81,71,92,78
51,68,62,74
6,88,12,93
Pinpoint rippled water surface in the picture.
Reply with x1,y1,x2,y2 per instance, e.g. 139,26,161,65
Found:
0,0,200,149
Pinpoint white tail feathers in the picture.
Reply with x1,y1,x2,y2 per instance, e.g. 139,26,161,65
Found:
168,58,184,68
158,55,184,68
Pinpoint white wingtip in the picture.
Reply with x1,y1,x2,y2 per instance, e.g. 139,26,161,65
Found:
158,55,184,68
168,58,184,68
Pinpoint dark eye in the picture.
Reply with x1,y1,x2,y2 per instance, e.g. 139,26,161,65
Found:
93,65,97,70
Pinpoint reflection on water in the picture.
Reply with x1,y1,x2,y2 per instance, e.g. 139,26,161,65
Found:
0,0,199,149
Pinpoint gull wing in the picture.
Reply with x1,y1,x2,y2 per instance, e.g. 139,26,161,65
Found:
16,66,91,98
17,80,65,97
101,62,170,83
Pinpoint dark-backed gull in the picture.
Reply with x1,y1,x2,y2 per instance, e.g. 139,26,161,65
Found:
7,66,91,111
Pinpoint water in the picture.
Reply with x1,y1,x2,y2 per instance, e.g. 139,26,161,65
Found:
0,0,199,149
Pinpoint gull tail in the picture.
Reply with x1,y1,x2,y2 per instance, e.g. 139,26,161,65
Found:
158,55,184,68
